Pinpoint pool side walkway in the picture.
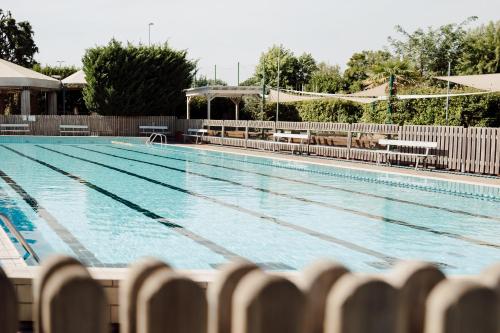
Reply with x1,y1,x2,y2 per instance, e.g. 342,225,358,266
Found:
0,227,26,269
174,143,500,188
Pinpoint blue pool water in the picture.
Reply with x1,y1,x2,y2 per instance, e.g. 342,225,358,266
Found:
0,137,499,273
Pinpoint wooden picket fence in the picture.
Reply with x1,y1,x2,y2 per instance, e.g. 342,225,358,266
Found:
182,119,500,176
1,256,499,333
0,115,177,137
0,116,499,175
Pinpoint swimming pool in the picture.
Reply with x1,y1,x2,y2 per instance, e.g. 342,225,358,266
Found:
0,137,499,273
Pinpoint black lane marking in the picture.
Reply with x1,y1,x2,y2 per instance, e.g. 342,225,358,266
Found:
163,145,500,203
32,145,398,263
0,169,103,266
75,145,500,250
0,145,243,262
108,145,500,223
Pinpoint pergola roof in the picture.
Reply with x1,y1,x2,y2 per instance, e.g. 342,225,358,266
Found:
435,73,500,92
185,85,263,98
0,58,60,90
62,69,86,88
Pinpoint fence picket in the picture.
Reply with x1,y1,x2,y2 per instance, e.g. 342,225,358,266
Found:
389,262,445,333
0,266,17,333
425,280,499,333
325,275,398,333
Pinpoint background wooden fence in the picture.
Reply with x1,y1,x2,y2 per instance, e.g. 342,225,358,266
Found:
0,116,499,175
183,119,500,176
1,256,499,333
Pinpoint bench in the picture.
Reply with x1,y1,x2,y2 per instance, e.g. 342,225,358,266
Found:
376,139,437,170
183,128,208,144
59,125,90,136
0,124,30,134
271,132,310,154
139,125,170,136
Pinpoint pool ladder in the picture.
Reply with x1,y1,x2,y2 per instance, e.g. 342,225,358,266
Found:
146,133,168,146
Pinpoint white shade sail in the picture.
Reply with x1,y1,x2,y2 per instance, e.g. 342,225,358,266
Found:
435,73,500,92
0,58,60,90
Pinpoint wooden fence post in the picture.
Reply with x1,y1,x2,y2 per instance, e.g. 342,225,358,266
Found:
120,258,171,333
325,275,398,333
207,261,260,333
299,260,349,333
425,280,499,333
137,270,207,333
0,266,17,333
389,261,445,333
40,261,108,333
232,271,306,333
34,255,82,333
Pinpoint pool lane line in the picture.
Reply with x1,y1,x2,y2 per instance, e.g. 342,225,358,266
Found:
0,169,104,266
0,146,243,263
107,145,500,223
156,145,500,203
31,145,399,264
71,145,500,251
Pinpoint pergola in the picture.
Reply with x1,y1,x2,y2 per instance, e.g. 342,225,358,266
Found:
0,59,60,115
184,85,262,119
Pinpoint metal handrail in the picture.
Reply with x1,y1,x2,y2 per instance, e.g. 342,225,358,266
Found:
0,214,40,263
147,133,167,145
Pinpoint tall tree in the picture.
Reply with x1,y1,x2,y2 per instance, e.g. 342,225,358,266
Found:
295,53,317,90
306,63,345,93
82,40,196,116
0,9,38,67
343,50,392,92
364,58,417,89
458,21,500,74
254,45,299,88
388,17,477,77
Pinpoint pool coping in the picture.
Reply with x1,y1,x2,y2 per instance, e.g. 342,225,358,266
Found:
168,143,500,189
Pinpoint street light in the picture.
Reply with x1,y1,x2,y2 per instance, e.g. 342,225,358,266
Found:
445,60,451,126
148,22,154,46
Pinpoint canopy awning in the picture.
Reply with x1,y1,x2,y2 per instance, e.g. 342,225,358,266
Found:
62,70,86,88
267,89,378,104
435,73,500,92
0,58,60,90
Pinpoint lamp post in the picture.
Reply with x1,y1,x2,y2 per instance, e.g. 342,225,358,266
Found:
445,60,451,126
148,22,154,46
276,46,281,122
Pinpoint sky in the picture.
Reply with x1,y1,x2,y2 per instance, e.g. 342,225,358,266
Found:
3,0,500,85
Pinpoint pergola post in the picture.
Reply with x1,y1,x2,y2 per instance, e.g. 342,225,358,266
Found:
20,89,31,116
48,91,57,115
186,96,192,119
207,94,214,120
230,97,242,120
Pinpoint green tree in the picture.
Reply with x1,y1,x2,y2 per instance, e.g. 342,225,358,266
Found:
32,64,78,79
193,75,227,87
305,63,345,93
0,9,38,67
343,50,392,92
82,39,196,116
295,53,317,90
364,58,417,89
388,17,477,77
458,21,500,74
254,45,299,88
